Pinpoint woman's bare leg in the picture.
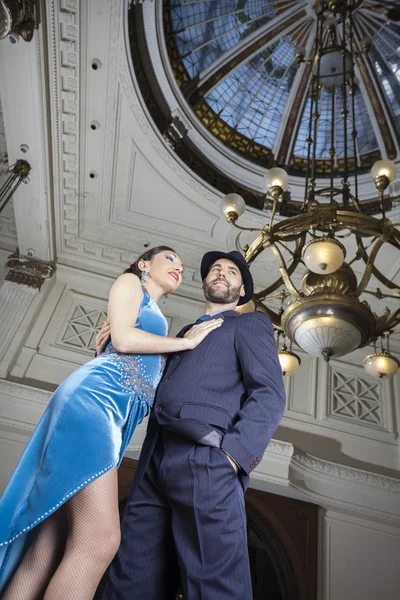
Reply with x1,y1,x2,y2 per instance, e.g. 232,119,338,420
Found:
3,509,67,600
43,468,120,600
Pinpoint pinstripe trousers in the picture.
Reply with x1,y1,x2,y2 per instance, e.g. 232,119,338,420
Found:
103,430,252,599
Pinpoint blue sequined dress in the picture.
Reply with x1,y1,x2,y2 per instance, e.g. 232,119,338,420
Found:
0,288,167,591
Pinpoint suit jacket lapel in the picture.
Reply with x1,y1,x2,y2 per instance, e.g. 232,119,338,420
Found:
164,310,239,376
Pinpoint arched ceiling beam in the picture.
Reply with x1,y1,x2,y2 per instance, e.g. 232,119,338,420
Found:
353,15,398,160
182,3,308,107
274,25,316,166
362,1,400,23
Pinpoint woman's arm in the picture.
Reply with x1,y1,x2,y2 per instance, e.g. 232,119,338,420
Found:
108,274,222,354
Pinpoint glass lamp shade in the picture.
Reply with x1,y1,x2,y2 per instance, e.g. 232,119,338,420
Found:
363,353,400,379
264,167,289,190
221,193,246,219
282,293,375,361
293,316,362,358
317,49,352,88
302,238,346,275
371,160,398,183
278,349,301,377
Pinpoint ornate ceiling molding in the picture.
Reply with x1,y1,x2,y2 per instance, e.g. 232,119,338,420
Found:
5,250,56,290
266,439,294,457
292,451,400,494
0,378,50,406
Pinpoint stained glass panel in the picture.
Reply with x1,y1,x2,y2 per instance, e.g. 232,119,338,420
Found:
164,1,397,171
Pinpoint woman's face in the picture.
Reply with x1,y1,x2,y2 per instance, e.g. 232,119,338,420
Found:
146,250,183,293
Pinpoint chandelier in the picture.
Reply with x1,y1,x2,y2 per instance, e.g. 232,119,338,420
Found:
221,0,400,378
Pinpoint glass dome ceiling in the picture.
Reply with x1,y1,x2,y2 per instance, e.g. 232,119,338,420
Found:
164,0,400,174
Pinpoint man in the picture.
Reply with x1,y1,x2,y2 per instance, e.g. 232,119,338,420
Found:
99,250,286,600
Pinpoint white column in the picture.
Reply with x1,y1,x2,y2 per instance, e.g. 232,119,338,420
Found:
0,12,54,262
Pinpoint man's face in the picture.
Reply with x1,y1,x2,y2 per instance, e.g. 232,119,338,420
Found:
203,258,245,305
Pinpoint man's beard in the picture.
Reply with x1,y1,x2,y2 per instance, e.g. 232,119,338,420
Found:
203,278,241,305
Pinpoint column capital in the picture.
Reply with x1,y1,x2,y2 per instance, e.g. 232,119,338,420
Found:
5,250,56,290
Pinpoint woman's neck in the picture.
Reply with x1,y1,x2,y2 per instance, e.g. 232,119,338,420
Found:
142,281,163,303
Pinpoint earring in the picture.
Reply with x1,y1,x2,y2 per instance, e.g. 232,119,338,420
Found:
163,294,168,305
141,271,148,283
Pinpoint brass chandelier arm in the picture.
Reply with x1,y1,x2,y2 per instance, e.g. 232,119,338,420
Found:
253,256,301,300
356,235,400,293
334,214,400,241
369,267,400,294
359,236,377,251
245,232,301,298
354,237,385,297
374,308,400,337
253,302,283,329
252,234,306,300
275,240,299,258
269,212,321,236
227,218,264,234
267,210,400,246
244,232,268,264
244,227,307,266
268,243,302,299
363,289,400,300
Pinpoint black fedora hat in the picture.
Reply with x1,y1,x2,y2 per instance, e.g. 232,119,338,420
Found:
200,250,254,306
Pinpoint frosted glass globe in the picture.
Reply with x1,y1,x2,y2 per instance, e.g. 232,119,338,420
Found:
303,239,345,275
294,316,362,358
278,350,301,376
363,354,399,379
221,193,245,218
371,160,398,183
264,167,289,190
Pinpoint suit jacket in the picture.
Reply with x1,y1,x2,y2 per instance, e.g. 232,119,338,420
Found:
131,310,286,493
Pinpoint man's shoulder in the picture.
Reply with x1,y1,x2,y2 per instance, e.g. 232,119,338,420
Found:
235,311,274,332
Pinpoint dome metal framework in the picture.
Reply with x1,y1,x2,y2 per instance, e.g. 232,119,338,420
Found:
164,0,400,174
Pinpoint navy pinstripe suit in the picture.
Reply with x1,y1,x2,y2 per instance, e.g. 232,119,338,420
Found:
103,310,286,600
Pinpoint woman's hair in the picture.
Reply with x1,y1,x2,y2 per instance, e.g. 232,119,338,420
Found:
124,246,177,279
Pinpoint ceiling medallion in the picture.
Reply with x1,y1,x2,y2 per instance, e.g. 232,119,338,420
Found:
222,0,400,378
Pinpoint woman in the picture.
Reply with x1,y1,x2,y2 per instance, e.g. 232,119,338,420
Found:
0,246,222,599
